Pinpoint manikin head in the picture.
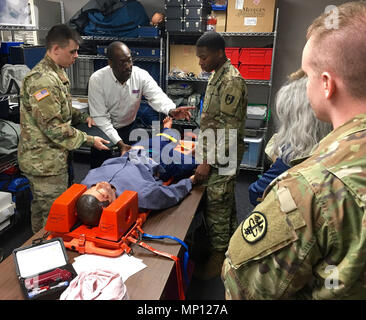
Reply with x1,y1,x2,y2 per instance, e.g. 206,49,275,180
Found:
76,182,116,226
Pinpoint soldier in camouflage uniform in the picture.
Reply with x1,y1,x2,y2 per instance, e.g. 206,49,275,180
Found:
18,25,110,233
222,1,366,299
193,32,248,280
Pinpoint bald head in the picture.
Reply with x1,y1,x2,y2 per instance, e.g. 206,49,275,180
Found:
106,41,133,83
306,1,366,99
106,41,129,60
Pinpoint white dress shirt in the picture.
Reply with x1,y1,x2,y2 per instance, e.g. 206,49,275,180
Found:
88,65,176,145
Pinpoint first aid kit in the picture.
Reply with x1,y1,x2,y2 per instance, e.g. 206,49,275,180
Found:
13,237,77,300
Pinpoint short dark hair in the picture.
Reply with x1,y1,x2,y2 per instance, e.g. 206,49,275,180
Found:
76,194,108,226
106,41,128,61
196,31,226,51
46,24,82,50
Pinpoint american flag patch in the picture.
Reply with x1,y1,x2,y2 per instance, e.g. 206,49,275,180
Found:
34,88,50,101
132,89,140,94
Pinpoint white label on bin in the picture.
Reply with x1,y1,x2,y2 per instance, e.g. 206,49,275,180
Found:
244,17,258,26
236,0,244,10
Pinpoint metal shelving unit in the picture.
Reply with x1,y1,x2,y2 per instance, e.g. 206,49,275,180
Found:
165,8,279,173
220,32,276,37
77,54,161,63
81,35,161,42
69,35,166,95
167,75,271,86
238,8,279,173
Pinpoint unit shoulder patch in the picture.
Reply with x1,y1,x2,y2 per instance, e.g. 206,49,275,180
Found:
241,211,267,244
34,88,50,101
225,94,235,105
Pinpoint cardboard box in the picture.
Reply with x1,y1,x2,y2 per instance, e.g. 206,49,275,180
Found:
215,10,227,32
226,0,276,33
169,44,202,76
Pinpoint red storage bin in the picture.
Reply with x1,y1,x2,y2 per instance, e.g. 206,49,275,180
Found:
239,48,273,65
239,64,271,80
225,47,240,65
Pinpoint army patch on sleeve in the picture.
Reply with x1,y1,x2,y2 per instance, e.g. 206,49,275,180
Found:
34,88,50,101
241,211,267,244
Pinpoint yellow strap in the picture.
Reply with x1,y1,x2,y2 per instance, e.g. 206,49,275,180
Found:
156,133,178,143
156,133,192,150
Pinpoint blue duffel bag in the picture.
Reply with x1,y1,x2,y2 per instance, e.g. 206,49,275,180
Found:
72,0,150,37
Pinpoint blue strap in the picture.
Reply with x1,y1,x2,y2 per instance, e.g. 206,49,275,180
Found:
142,233,190,286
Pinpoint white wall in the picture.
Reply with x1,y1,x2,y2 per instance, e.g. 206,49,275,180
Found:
268,0,353,133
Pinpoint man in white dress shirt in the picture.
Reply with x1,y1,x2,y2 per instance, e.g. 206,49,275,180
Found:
88,41,193,168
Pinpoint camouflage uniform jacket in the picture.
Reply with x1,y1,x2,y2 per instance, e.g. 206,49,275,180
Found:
196,60,247,172
222,113,366,299
18,55,94,176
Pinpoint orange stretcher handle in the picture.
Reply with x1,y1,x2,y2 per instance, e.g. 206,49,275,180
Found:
63,237,129,257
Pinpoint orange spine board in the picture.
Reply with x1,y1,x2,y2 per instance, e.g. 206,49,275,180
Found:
96,190,139,241
45,184,87,233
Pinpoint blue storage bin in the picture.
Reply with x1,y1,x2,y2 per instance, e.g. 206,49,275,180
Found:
130,47,160,58
134,61,160,84
241,136,263,167
211,4,227,11
96,45,107,56
9,46,46,69
137,26,161,38
0,42,23,55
